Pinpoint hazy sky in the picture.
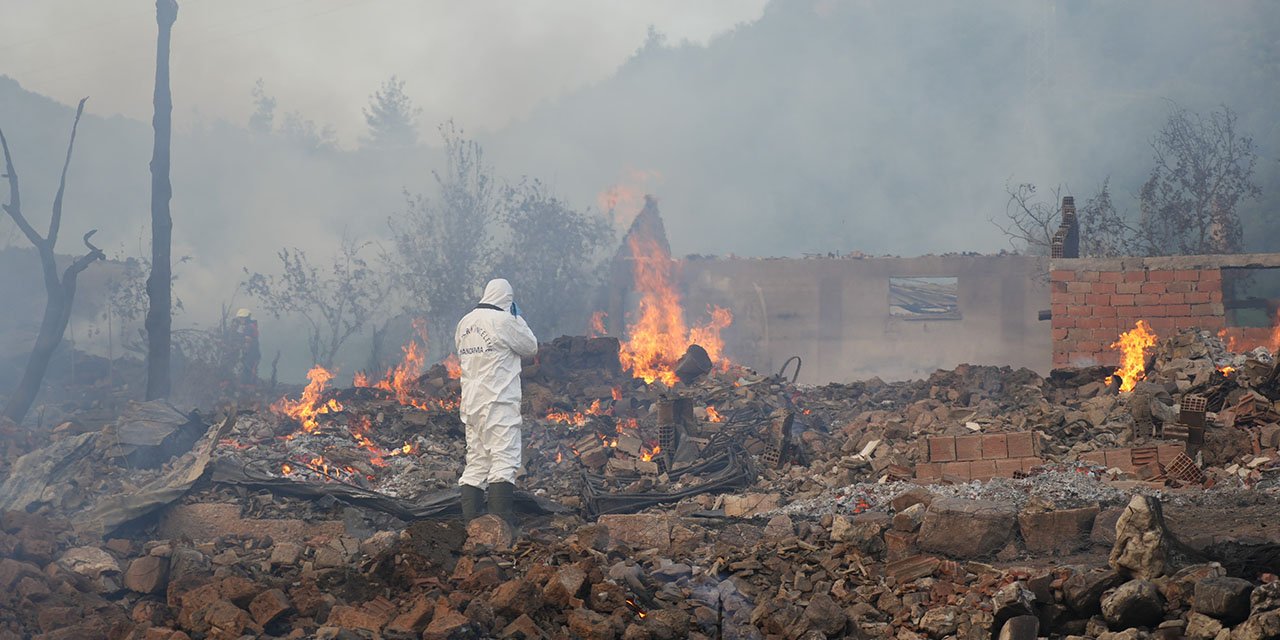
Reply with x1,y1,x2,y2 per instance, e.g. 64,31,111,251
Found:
2,0,767,145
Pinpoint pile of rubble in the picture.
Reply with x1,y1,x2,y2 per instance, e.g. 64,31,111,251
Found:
2,328,1280,638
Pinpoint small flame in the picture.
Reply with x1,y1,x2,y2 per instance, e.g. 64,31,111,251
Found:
611,387,623,401
640,444,661,462
555,451,563,464
281,463,294,475
443,353,462,380
272,365,343,433
589,311,609,337
705,406,724,423
1220,366,1235,376
1110,320,1158,392
624,598,647,619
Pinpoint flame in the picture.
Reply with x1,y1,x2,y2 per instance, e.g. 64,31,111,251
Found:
555,451,563,464
1220,366,1236,376
546,410,588,427
1110,320,1158,392
616,233,733,384
281,463,294,475
272,365,344,433
706,406,724,423
611,387,622,401
589,311,609,337
624,598,647,619
640,444,661,462
443,353,462,379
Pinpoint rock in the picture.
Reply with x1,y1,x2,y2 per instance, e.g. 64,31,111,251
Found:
917,498,1017,558
890,487,935,512
249,588,292,626
1235,610,1280,640
722,493,781,518
567,607,617,640
1091,508,1124,546
1064,569,1127,616
1183,612,1224,640
490,578,543,617
1018,506,1099,555
58,546,121,578
997,615,1039,640
803,593,846,636
499,613,546,639
198,599,254,640
830,513,887,555
892,503,926,532
386,594,433,634
919,605,961,637
1160,563,1227,610
1251,581,1280,613
359,530,398,558
269,542,303,566
543,565,588,608
1109,495,1173,580
992,581,1036,632
597,514,673,551
313,546,345,569
326,604,386,633
464,514,514,552
646,608,692,640
1101,579,1164,630
124,556,169,594
422,602,474,640
575,523,610,551
763,514,794,539
1192,576,1253,624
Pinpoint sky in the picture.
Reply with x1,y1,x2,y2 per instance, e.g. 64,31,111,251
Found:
1,0,768,146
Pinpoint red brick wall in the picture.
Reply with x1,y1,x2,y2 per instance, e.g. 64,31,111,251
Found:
1051,265,1224,368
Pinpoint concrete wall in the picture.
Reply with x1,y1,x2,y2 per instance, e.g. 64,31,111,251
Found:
1050,253,1280,368
672,255,1052,384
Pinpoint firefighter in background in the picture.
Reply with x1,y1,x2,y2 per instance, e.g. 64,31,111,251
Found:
230,308,261,385
455,279,538,524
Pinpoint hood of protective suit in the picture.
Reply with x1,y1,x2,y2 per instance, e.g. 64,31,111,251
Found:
479,278,514,311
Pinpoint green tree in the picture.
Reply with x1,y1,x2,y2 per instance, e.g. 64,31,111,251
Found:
362,75,422,149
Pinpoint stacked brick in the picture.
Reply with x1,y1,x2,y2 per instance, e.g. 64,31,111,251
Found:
1050,266,1224,368
1074,443,1186,473
914,432,1042,482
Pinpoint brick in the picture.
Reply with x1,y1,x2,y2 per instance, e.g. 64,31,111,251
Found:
914,463,941,482
969,460,997,481
1123,270,1147,282
1051,303,1068,317
1080,271,1101,282
1200,316,1225,329
1070,293,1086,304
1079,451,1107,466
1174,270,1200,281
981,434,1009,460
1006,432,1036,458
1092,305,1117,317
1055,317,1076,329
1167,281,1194,293
1148,270,1176,282
1099,271,1123,283
1052,328,1069,341
1139,305,1167,317
1200,269,1222,282
1116,282,1143,294
1093,282,1117,294
1085,293,1110,305
1104,449,1133,471
1147,317,1176,330
928,437,956,463
1110,294,1135,306
1050,269,1076,282
1174,317,1201,329
955,435,983,461
1185,291,1211,304
991,458,1020,478
1141,282,1166,294
1159,292,1186,304
1066,305,1090,317
1157,443,1185,465
1020,457,1041,473
1077,317,1101,329
1135,293,1160,305
941,461,970,480
883,530,919,562
1190,303,1219,315
1166,304,1191,316
1066,281,1092,294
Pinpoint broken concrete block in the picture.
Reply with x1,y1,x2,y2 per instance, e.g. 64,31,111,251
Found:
917,498,1016,558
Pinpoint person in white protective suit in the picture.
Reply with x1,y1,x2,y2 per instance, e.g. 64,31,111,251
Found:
454,278,538,523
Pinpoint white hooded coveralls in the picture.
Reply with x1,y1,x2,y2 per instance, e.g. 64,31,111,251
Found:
455,279,538,488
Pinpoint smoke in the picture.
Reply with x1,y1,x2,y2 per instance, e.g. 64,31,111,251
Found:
0,0,1277,381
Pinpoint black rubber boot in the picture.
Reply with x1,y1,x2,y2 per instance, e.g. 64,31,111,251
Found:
460,484,485,521
487,481,515,525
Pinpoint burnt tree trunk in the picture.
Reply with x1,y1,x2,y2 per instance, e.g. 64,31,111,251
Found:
145,0,178,400
0,99,105,424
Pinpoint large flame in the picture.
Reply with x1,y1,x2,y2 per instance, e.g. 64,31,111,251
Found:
617,233,733,384
272,365,343,433
354,320,459,410
1110,320,1158,392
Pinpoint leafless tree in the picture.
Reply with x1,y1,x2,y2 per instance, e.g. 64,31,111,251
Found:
1136,104,1260,256
991,182,1063,255
243,236,392,368
0,98,105,423
145,0,178,400
389,121,501,350
362,75,422,149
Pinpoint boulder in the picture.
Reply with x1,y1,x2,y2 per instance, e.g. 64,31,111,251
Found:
248,588,292,626
1251,581,1280,613
464,515,514,552
124,556,169,594
1235,610,1280,640
1109,495,1175,580
1063,569,1125,616
1018,506,1099,555
1183,612,1224,640
1191,576,1253,625
803,593,846,636
1101,579,1164,630
917,498,1017,558
997,615,1039,640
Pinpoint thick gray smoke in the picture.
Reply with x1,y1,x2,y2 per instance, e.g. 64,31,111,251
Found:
0,0,1277,381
